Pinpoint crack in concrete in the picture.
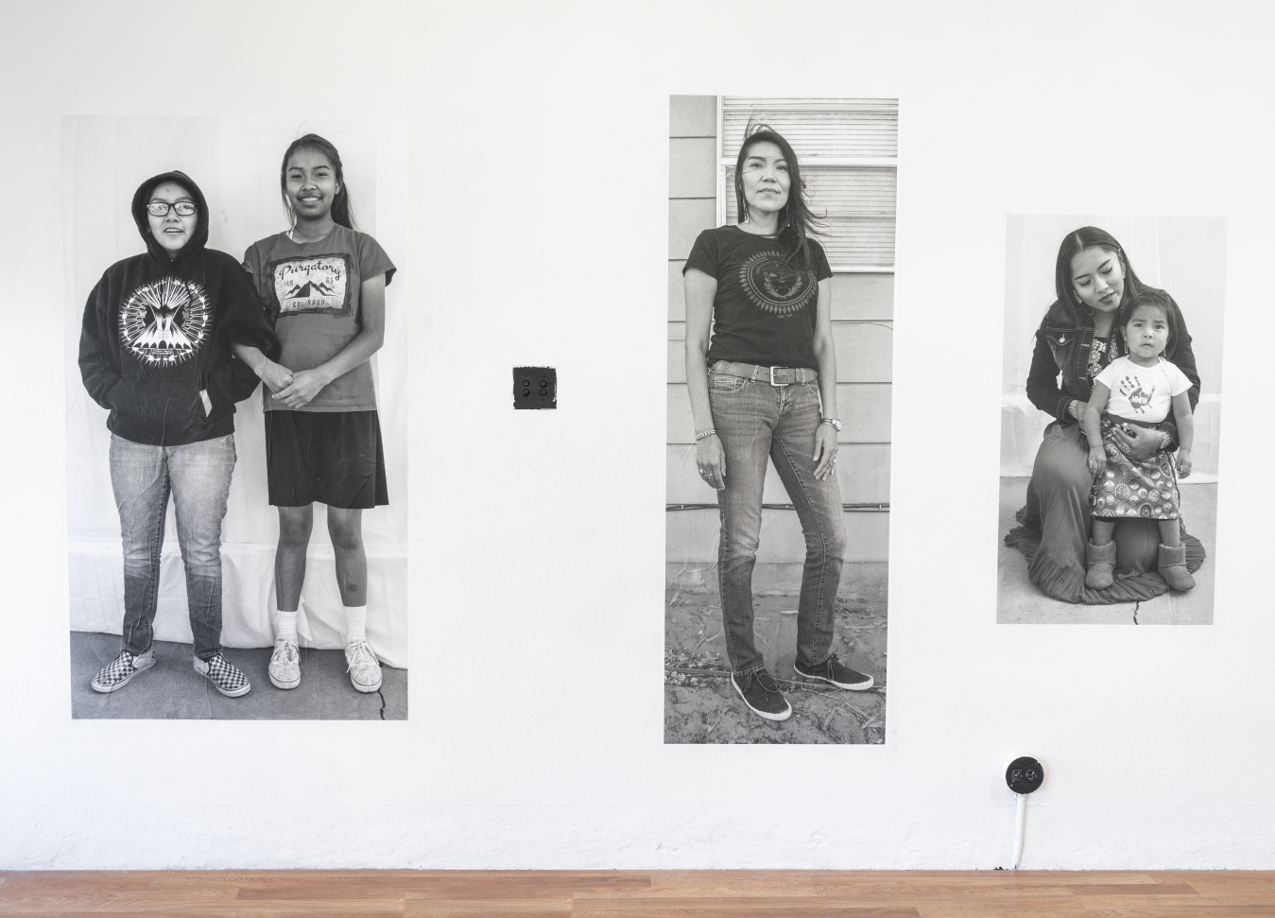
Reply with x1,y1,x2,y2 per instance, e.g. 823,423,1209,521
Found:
1133,601,1140,625
377,688,387,720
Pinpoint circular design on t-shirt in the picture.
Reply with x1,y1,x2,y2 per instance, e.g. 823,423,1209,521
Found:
737,249,817,316
119,277,210,367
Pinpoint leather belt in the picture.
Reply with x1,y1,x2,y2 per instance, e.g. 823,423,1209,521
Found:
711,361,818,387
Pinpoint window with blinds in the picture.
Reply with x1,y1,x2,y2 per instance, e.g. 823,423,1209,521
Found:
718,97,898,271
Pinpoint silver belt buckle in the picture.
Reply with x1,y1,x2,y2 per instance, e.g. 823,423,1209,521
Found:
769,366,790,387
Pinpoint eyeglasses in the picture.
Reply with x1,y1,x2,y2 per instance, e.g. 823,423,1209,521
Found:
146,201,197,217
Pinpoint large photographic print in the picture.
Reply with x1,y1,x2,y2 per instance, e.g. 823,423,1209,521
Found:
64,116,409,718
665,97,895,743
999,215,1225,625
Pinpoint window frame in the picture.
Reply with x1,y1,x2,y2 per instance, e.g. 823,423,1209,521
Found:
715,96,898,274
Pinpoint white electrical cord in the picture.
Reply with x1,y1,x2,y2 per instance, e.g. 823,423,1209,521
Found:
1012,792,1027,869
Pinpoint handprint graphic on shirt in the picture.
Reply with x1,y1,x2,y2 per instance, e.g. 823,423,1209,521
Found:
1119,375,1155,413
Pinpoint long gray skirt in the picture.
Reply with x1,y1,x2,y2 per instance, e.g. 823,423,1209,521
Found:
1004,421,1205,604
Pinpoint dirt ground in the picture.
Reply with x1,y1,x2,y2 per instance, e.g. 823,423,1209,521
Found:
664,588,887,744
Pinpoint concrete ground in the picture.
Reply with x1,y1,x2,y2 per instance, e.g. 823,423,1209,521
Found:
664,589,887,744
998,477,1217,625
70,632,407,720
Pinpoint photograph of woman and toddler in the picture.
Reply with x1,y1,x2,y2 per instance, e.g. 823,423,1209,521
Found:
1000,218,1224,623
66,118,408,716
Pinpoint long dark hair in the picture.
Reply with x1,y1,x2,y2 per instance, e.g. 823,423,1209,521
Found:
734,124,824,270
1053,226,1144,315
1118,288,1181,358
280,133,357,230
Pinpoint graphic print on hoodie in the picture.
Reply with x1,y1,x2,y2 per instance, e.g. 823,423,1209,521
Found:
79,171,278,446
120,275,212,367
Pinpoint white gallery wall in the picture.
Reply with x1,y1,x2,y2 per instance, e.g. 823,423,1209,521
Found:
2,0,1273,869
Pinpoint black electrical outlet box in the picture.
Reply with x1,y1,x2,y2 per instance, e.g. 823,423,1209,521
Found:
1005,756,1044,794
513,367,556,410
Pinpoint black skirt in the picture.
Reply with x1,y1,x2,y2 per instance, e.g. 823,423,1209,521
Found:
265,410,389,509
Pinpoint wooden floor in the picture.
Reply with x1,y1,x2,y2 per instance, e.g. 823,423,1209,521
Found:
2,870,1274,917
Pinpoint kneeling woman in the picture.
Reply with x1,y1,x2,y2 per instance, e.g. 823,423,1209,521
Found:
79,171,278,697
682,126,873,723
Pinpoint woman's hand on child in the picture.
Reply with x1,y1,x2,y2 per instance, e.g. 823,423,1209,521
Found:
696,435,726,490
1110,424,1162,461
259,361,295,395
1177,448,1193,478
812,425,839,481
276,368,329,409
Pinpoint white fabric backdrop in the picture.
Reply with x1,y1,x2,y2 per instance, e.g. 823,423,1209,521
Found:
1000,215,1225,480
62,117,409,667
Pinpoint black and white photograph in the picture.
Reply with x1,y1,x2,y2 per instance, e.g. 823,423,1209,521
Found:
63,116,409,718
665,96,895,742
998,216,1224,625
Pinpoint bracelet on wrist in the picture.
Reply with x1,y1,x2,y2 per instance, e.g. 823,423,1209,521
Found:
694,428,716,441
819,417,843,432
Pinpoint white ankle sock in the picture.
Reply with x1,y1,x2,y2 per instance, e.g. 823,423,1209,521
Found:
276,608,299,643
345,605,368,644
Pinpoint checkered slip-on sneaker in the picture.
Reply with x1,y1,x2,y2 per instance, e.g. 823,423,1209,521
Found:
268,639,301,690
91,648,156,693
344,640,383,693
793,654,874,691
193,653,251,697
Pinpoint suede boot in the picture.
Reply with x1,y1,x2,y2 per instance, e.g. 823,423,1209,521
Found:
1157,542,1196,591
1085,540,1117,589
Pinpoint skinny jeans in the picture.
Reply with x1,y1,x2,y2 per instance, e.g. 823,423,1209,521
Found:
708,368,847,674
109,433,236,660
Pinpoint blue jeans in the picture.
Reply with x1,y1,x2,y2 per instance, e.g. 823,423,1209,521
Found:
708,368,847,675
109,434,236,660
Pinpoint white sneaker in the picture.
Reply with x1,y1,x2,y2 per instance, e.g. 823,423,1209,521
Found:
268,639,301,690
344,640,382,693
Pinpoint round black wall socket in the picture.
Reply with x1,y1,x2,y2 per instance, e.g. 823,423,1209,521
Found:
1006,756,1044,794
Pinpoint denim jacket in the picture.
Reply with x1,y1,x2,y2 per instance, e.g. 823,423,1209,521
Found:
1024,286,1201,431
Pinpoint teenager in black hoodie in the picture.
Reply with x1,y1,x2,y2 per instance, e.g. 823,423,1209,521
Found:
79,171,278,698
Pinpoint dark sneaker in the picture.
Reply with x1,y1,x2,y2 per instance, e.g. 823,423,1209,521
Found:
731,669,791,721
193,653,251,697
91,648,156,693
794,654,874,691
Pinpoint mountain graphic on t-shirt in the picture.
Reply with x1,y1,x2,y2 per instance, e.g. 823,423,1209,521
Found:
282,278,337,300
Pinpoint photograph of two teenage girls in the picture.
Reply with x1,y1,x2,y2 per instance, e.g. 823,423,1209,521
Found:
64,117,409,719
998,216,1225,625
666,97,895,743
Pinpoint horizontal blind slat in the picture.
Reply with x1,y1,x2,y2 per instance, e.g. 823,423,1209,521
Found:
722,97,899,158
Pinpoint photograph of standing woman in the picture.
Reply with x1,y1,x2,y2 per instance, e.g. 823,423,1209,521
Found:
235,134,395,696
683,127,872,722
999,216,1225,625
78,171,278,699
666,98,896,743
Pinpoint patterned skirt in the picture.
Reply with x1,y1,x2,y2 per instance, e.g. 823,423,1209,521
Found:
1091,415,1180,521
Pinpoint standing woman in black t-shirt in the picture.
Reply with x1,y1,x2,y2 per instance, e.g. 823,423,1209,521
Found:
682,126,875,724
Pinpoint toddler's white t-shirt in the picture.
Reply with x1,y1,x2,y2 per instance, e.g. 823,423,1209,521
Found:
1095,355,1192,423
